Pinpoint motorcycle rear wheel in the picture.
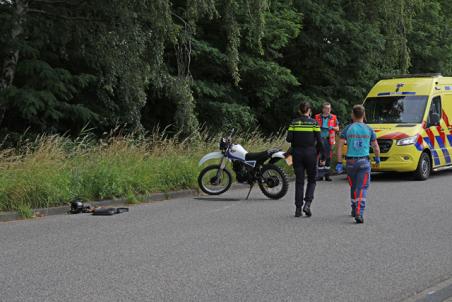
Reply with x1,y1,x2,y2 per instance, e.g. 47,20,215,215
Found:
258,164,289,200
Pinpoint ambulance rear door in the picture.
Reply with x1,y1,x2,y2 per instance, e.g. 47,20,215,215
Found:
426,95,451,167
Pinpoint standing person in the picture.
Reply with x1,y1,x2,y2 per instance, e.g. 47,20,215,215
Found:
336,105,380,224
287,102,326,218
315,102,339,181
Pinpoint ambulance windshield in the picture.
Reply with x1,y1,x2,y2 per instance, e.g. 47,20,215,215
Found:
364,96,428,124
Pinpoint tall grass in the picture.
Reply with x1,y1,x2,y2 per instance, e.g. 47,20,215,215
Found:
0,129,289,212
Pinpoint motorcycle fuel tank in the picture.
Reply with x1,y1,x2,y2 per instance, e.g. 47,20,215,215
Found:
228,144,248,160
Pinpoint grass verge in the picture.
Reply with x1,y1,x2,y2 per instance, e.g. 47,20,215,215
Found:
0,129,290,213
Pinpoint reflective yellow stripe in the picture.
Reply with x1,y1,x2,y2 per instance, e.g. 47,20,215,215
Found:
288,126,320,132
290,124,314,127
289,123,318,128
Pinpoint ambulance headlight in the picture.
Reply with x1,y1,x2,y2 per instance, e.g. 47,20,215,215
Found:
396,135,418,146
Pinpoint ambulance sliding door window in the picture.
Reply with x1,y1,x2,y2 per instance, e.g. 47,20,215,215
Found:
428,96,441,127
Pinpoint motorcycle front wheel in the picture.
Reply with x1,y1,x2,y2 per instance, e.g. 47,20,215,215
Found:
198,165,233,195
258,164,289,200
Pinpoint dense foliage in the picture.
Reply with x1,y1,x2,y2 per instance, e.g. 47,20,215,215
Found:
1,0,451,137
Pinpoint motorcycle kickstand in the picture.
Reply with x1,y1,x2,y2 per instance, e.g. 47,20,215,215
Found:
246,183,254,200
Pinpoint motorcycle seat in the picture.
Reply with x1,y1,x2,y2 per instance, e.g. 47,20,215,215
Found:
245,149,279,161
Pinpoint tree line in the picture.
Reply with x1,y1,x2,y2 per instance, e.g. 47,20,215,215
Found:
0,0,451,139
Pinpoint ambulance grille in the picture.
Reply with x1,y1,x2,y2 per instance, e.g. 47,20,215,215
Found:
377,139,393,153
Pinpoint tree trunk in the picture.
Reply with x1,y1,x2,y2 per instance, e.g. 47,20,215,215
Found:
173,77,199,138
173,22,199,138
0,0,29,126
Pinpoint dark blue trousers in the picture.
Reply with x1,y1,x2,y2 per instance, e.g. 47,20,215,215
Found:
293,147,317,207
346,158,371,216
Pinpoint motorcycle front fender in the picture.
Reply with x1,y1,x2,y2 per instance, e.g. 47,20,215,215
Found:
199,152,224,166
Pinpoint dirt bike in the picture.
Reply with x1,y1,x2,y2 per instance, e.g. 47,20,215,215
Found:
198,129,289,200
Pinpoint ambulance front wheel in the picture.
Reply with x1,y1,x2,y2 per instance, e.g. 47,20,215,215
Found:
413,152,431,181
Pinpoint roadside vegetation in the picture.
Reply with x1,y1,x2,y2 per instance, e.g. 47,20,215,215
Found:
0,129,289,213
2,0,450,216
1,1,451,139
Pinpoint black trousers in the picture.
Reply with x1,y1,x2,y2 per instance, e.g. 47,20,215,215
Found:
317,138,332,178
293,147,317,207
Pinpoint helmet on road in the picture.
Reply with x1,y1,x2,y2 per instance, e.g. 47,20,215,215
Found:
70,200,84,214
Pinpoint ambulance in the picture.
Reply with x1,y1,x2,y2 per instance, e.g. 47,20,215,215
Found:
360,74,452,180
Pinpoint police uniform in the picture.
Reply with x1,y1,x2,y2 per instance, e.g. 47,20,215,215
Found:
340,122,377,220
287,116,326,215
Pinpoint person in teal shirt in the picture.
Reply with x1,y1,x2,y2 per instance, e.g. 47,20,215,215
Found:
321,116,329,137
336,105,380,224
315,103,339,181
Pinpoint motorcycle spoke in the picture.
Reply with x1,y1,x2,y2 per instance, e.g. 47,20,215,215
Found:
201,168,230,194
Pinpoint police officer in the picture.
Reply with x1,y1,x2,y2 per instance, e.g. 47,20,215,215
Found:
287,102,327,217
336,105,380,224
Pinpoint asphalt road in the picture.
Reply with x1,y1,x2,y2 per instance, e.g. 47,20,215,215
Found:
1,171,452,302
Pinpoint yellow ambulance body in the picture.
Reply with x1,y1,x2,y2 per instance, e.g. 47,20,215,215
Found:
356,74,452,180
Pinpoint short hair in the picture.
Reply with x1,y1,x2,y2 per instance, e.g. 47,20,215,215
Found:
299,102,311,114
322,102,331,108
353,105,365,119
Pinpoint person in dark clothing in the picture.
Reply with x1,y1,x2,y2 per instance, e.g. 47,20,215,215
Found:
287,102,327,217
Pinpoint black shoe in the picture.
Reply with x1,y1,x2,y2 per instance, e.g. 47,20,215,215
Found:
325,176,332,181
355,215,364,224
316,177,323,181
295,207,302,217
303,204,312,217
